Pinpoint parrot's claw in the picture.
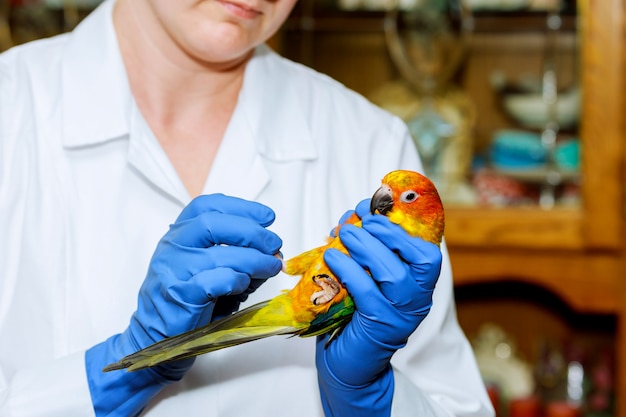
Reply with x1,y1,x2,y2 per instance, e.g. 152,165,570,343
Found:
310,274,340,306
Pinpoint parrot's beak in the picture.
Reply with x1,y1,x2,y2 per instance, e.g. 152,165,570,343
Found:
370,185,394,215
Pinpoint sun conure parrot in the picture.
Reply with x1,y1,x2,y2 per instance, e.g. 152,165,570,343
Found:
103,169,445,372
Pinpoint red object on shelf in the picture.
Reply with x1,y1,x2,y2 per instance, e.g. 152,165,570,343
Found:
545,402,581,417
509,396,541,417
485,384,500,416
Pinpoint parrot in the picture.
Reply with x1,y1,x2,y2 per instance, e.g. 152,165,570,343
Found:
103,169,445,372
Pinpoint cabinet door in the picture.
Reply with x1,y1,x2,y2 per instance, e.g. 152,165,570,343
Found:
447,0,624,251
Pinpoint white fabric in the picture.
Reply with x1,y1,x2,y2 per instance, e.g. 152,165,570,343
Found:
0,1,493,416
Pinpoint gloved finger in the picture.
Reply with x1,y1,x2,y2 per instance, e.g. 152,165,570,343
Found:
211,277,268,320
324,249,421,350
338,225,421,310
175,194,276,227
354,198,371,218
204,246,283,278
167,268,252,306
329,210,356,237
215,276,268,306
338,209,357,225
166,212,282,253
323,248,389,316
362,216,442,292
161,245,283,279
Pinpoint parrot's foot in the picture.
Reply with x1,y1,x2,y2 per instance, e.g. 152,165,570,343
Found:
311,274,340,305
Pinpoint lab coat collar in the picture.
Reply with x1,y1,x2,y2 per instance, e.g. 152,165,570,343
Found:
58,1,317,204
241,45,317,163
59,6,318,165
60,0,131,148
201,46,318,202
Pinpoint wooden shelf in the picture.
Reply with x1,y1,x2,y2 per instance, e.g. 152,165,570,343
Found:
283,6,577,34
449,247,622,315
445,207,584,249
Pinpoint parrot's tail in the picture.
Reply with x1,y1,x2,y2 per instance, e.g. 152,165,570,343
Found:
102,300,301,372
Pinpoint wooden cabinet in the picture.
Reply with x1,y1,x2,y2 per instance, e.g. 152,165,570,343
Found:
446,1,623,249
277,0,625,414
451,3,625,413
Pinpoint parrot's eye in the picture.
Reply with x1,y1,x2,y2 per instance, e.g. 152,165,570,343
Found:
400,190,419,203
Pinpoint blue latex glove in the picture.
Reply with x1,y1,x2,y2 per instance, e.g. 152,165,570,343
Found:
316,199,442,416
85,194,283,417
329,209,356,237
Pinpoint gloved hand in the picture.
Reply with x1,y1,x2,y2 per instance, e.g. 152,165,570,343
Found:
85,194,283,417
316,199,442,416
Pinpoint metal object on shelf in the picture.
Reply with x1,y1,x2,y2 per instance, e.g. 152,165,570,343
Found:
383,0,475,193
488,1,580,208
539,6,563,209
383,0,474,98
472,323,535,401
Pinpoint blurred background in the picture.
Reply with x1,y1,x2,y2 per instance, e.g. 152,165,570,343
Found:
2,0,624,416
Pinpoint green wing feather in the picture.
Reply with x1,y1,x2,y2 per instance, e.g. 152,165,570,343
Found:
103,300,300,372
104,295,356,372
300,296,355,338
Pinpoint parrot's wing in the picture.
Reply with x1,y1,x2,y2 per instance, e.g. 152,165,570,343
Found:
103,300,301,372
300,295,355,338
283,244,327,275
284,213,362,276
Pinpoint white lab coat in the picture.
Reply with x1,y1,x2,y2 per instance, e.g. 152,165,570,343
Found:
0,1,493,416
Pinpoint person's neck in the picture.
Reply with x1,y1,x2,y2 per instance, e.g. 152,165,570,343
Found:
113,0,250,198
113,0,249,129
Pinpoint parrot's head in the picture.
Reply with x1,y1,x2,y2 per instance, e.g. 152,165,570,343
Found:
370,170,445,246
